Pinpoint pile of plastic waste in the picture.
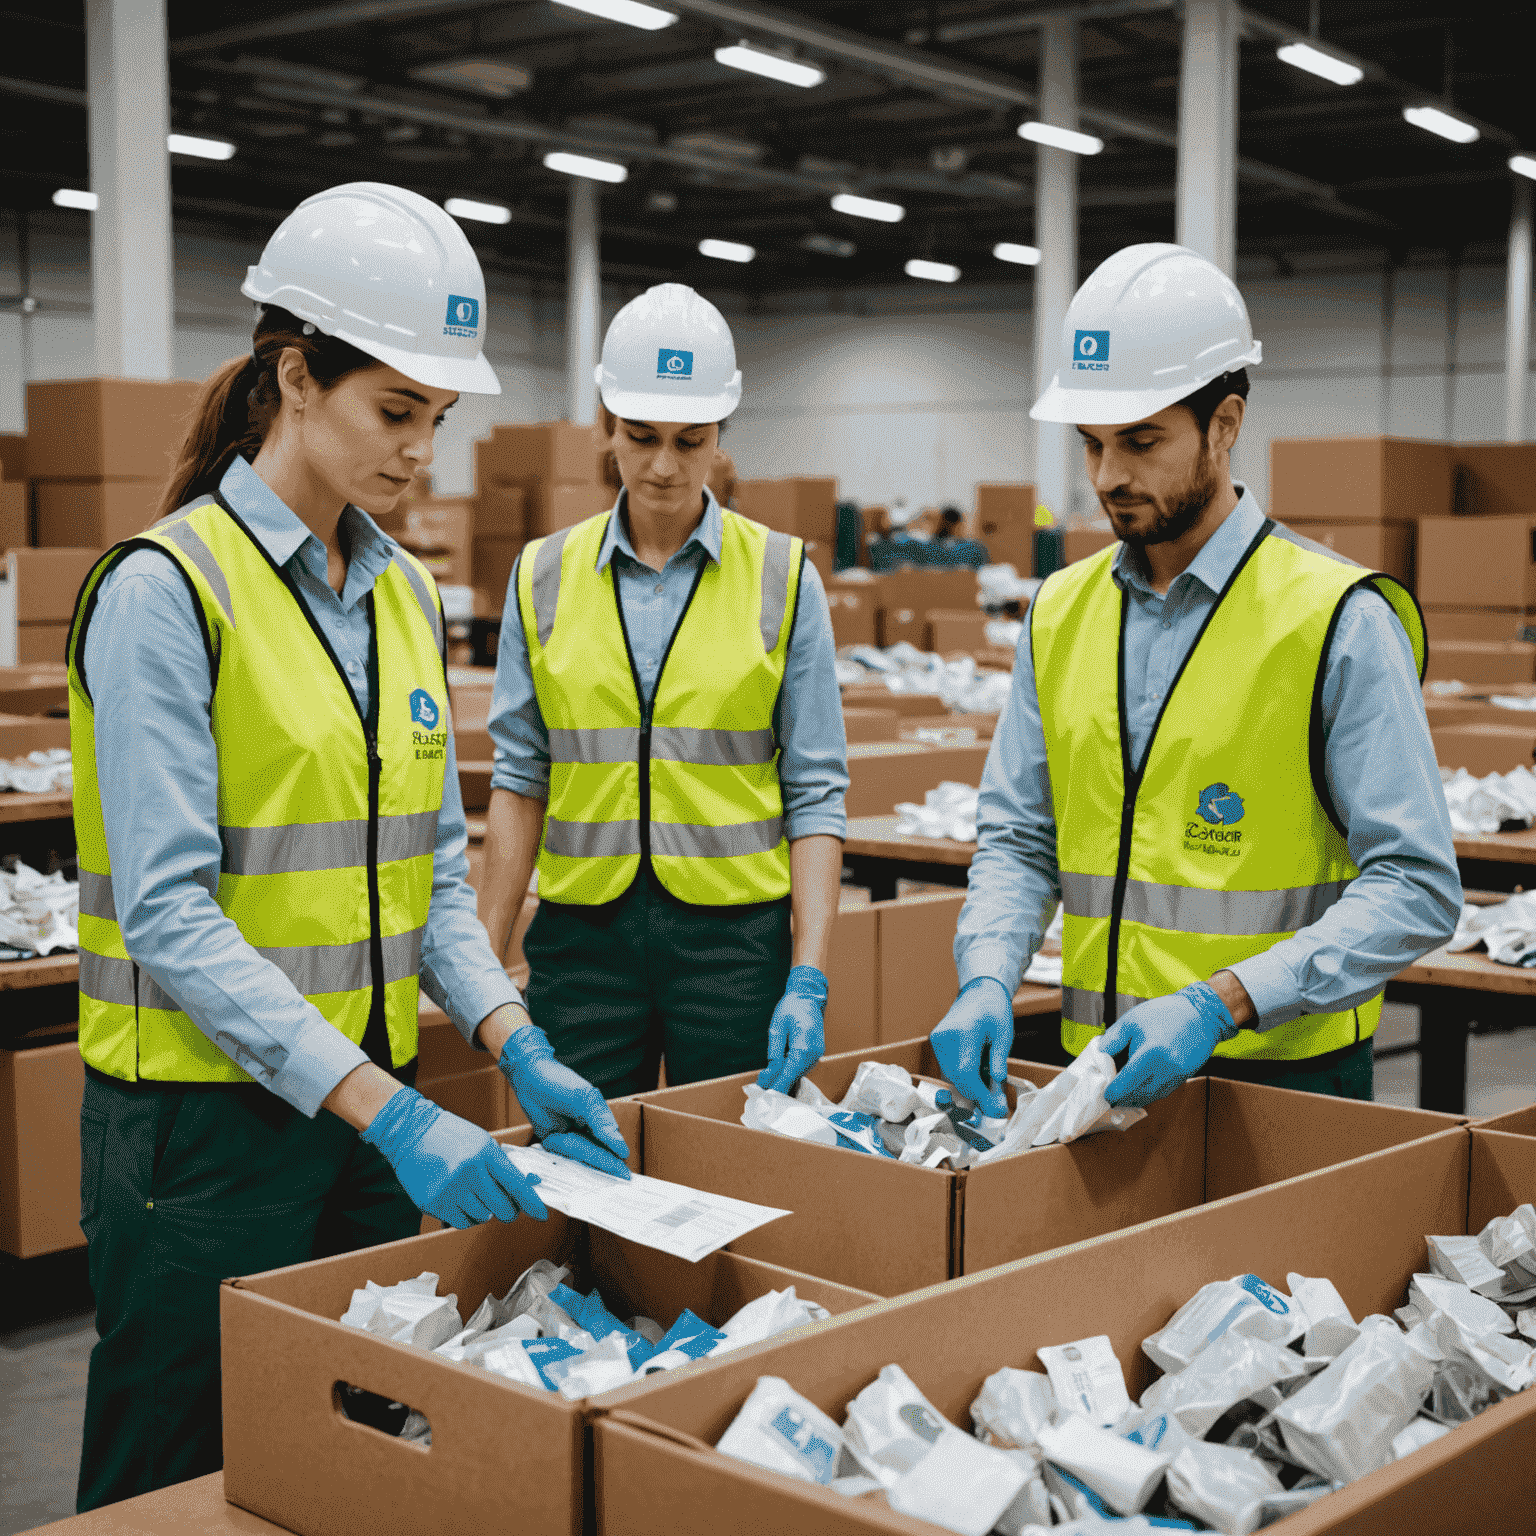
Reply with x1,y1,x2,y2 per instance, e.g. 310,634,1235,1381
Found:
716,1204,1536,1533
741,1050,1144,1172
1447,889,1536,967
896,782,979,842
835,643,1012,714
0,860,78,959
977,564,1042,609
1440,766,1536,835
0,749,72,794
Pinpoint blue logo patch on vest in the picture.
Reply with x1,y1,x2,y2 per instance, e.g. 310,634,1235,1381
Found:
1072,328,1110,371
1197,783,1245,825
409,688,440,729
444,294,479,338
657,347,693,379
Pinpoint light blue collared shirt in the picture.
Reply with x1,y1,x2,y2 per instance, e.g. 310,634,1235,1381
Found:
488,488,849,842
955,486,1461,1028
83,455,520,1117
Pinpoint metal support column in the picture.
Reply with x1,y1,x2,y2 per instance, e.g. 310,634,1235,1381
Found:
1033,15,1080,524
566,178,600,427
87,0,173,379
1506,177,1534,441
1176,0,1240,276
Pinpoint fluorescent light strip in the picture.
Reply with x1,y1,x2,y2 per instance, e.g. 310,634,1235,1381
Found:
714,44,824,89
168,132,236,160
993,242,1041,266
445,196,512,224
543,150,628,183
1512,154,1536,181
1276,41,1363,86
53,188,98,211
552,0,677,28
1403,105,1479,144
699,238,754,263
830,191,904,223
1018,120,1102,156
906,258,959,283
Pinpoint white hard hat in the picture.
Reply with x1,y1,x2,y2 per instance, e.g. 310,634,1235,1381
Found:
1031,243,1260,425
241,182,500,396
596,283,742,422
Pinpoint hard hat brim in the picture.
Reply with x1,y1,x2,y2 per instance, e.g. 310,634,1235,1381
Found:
598,385,740,424
1031,377,1222,425
333,329,502,396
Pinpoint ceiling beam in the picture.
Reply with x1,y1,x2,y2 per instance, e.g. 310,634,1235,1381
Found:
169,0,495,56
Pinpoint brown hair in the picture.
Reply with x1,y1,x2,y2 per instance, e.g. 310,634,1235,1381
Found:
155,306,378,522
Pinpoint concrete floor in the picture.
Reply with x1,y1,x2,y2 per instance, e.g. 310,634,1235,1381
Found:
2,1004,1533,1536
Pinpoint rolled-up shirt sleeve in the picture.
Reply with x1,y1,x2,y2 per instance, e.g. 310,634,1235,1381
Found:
487,554,552,800
85,553,371,1117
777,563,849,842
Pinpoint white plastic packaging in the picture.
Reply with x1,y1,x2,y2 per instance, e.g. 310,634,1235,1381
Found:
1142,1273,1300,1375
885,1428,1030,1536
1037,1336,1131,1427
434,1314,541,1363
971,1367,1058,1449
741,1085,840,1147
479,1339,548,1389
1139,1332,1313,1437
716,1376,845,1485
498,1259,570,1322
843,1363,952,1486
1409,1273,1516,1337
1034,1413,1170,1515
1426,1234,1507,1292
1164,1442,1287,1536
548,1333,637,1400
839,1060,930,1122
712,1287,830,1353
1391,1415,1452,1459
975,1038,1146,1162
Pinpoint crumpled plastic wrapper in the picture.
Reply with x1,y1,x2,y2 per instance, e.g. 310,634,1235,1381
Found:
1440,764,1536,835
1034,1414,1168,1515
895,781,979,842
0,859,79,958
836,642,1012,714
1446,887,1536,966
0,748,72,795
1164,1441,1303,1536
1139,1332,1314,1437
975,1039,1147,1163
716,1376,846,1485
972,1367,1058,1452
1143,1273,1303,1375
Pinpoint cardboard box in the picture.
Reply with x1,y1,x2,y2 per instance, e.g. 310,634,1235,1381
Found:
0,1040,86,1258
1270,436,1454,525
838,686,948,718
1418,515,1536,608
824,577,878,648
472,537,523,605
527,481,610,536
876,891,963,1043
1476,1103,1536,1135
34,479,159,548
1285,520,1415,587
974,483,1034,522
841,706,899,743
0,433,26,481
395,500,473,553
1421,605,1536,643
735,479,838,544
0,482,26,553
1452,443,1536,518
824,900,878,1056
1061,524,1118,566
475,422,602,486
0,712,70,754
876,601,927,649
875,567,978,615
1424,639,1536,687
27,378,203,482
802,539,834,583
592,1126,1502,1536
0,664,68,716
448,667,495,730
926,608,989,654
16,623,69,665
219,1111,879,1536
844,742,990,818
4,547,101,624
415,1065,508,1131
475,483,526,539
1431,722,1536,775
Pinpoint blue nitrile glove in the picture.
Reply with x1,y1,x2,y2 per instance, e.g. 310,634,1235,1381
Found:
931,976,1014,1119
359,1087,548,1230
499,1024,632,1179
757,965,828,1095
1100,981,1239,1109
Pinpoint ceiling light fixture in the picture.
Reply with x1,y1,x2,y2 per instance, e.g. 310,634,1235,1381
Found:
1017,121,1102,155
445,196,512,224
53,188,97,211
543,150,628,183
831,191,904,223
552,0,678,29
1403,105,1479,144
168,132,236,159
1275,41,1363,86
698,238,755,263
1512,154,1536,181
714,43,825,89
993,242,1041,265
906,258,960,283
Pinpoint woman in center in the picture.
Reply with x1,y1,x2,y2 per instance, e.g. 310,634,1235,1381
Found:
479,283,849,1096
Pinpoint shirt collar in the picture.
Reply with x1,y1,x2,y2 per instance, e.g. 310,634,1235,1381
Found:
1112,483,1266,599
595,485,724,574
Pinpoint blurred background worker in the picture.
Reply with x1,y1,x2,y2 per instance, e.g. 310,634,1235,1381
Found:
68,183,626,1512
929,243,1460,1117
479,284,849,1100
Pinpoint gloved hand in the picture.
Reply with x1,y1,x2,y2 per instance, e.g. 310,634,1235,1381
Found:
499,1025,632,1179
931,977,1014,1119
1100,981,1238,1109
757,965,828,1095
360,1087,548,1230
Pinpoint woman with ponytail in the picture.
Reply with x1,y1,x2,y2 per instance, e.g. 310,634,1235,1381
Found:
68,184,626,1511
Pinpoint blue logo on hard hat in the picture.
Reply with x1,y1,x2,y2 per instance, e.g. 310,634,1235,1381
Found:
1072,329,1110,372
409,689,440,730
657,348,693,379
444,295,479,338
1197,783,1245,826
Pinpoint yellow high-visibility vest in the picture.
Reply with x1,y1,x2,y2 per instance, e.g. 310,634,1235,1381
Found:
518,508,801,906
1032,518,1426,1061
68,497,448,1082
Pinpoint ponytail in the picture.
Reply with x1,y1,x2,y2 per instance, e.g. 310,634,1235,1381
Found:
154,306,377,524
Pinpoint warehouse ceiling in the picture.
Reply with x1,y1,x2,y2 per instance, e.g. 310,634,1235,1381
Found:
2,0,1532,300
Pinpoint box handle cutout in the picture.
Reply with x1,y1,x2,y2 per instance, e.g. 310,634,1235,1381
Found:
333,1381,431,1450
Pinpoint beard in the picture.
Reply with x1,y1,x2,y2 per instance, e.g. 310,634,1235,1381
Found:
1103,442,1220,550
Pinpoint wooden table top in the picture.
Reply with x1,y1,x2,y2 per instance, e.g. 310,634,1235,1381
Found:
1393,944,1536,995
1453,827,1536,867
26,1473,288,1534
0,789,73,825
0,952,77,991
1012,982,1063,1018
843,814,977,865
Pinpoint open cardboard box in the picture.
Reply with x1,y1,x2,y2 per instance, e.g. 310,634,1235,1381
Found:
1475,1103,1536,1136
220,1105,879,1536
591,1126,1536,1536
635,1039,1461,1296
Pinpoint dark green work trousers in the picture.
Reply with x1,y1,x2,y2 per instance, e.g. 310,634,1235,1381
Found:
524,871,793,1098
76,1066,419,1513
1198,1037,1375,1101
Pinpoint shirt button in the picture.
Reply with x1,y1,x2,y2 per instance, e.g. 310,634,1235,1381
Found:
348,661,361,674
654,584,664,595
1162,621,1171,630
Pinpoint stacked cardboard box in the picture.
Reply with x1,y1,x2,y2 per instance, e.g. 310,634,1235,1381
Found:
0,1035,87,1259
391,500,474,588
824,574,879,647
926,608,989,654
0,435,25,554
1452,443,1536,517
1061,524,1118,565
734,477,838,545
970,483,1034,573
1,548,101,665
873,567,978,648
27,379,202,547
844,741,990,817
1419,513,1536,646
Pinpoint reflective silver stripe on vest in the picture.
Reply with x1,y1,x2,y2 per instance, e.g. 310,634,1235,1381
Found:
532,525,576,649
76,870,117,922
544,818,643,859
547,727,642,765
1061,986,1152,1028
159,516,236,628
78,952,179,1012
651,817,784,859
220,811,438,876
651,726,777,767
759,530,793,652
1060,871,1350,938
392,554,443,653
